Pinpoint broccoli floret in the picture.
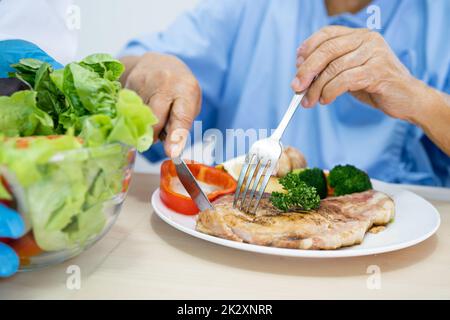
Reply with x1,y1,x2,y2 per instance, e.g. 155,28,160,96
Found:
328,164,372,196
270,173,320,212
292,168,328,199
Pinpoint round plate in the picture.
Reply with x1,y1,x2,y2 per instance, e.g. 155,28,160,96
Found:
151,181,441,258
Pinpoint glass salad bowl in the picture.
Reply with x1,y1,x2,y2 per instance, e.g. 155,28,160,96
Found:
0,140,136,271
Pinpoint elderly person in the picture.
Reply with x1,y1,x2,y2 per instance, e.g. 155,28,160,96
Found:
120,0,450,187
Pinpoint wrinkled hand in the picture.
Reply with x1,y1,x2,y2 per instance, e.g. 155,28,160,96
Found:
121,53,201,157
292,26,427,122
0,205,25,278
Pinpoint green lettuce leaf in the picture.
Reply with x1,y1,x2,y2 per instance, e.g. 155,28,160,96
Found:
0,137,128,251
0,91,53,136
34,63,68,126
7,54,157,152
0,136,83,187
79,114,114,148
27,159,88,251
79,90,158,151
9,58,44,87
79,53,125,81
10,59,68,130
63,63,119,117
107,89,158,152
50,69,64,92
0,181,12,200
1,53,158,251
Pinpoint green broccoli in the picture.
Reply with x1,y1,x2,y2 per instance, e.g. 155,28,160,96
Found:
328,164,372,196
292,168,328,199
270,173,320,212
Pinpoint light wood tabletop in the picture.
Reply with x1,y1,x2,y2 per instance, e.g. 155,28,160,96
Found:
1,173,449,299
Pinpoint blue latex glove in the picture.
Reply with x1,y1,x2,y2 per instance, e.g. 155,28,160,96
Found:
0,39,62,78
0,205,25,277
0,39,59,277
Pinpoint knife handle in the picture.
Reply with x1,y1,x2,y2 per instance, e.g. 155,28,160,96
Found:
158,128,168,142
158,128,182,164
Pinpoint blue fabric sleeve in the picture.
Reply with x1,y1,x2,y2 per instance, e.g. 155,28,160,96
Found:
0,39,63,78
119,0,246,162
423,68,450,186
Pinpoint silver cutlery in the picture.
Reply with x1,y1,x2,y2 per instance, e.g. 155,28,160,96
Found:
233,93,305,214
172,156,214,211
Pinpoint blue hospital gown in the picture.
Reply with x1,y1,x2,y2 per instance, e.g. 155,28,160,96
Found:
120,0,450,187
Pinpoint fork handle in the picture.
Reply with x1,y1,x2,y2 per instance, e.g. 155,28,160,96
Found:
271,92,305,141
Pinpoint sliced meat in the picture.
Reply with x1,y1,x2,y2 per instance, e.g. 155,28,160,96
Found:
196,190,395,250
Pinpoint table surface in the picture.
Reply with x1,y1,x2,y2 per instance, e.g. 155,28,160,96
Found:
1,173,449,299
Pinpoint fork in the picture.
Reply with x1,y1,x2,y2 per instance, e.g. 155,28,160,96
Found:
233,92,305,214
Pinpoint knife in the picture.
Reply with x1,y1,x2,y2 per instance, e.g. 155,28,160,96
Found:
172,156,214,211
159,129,214,211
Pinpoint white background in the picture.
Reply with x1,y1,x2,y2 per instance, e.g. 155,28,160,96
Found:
73,0,199,59
73,0,200,172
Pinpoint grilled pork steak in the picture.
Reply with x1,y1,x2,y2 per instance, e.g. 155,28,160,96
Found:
196,190,395,250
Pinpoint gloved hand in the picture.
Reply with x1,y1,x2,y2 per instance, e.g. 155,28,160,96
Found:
0,204,25,277
0,39,62,78
0,39,59,277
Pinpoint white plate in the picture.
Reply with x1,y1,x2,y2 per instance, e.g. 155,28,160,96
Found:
151,181,441,258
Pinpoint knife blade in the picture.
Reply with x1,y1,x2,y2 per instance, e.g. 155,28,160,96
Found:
172,156,214,211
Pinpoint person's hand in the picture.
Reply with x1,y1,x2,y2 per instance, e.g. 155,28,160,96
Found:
0,204,25,278
120,53,202,158
292,26,429,123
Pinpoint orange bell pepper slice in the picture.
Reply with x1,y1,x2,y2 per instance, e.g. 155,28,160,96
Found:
160,160,237,215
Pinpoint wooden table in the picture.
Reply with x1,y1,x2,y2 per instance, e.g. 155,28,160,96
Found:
1,173,449,299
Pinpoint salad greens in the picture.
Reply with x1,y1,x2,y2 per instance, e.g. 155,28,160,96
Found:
0,136,128,251
5,53,157,150
0,54,158,252
0,91,53,136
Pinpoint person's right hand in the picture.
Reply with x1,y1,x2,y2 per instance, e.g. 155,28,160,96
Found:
120,53,202,158
0,204,25,278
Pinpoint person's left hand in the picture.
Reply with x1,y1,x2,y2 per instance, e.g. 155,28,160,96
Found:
292,26,429,122
0,204,25,278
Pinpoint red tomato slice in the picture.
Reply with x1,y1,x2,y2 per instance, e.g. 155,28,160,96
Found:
0,238,11,244
9,232,43,266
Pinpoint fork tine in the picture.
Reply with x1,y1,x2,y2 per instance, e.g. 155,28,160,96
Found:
233,154,254,208
238,157,260,211
244,160,270,213
250,160,276,214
